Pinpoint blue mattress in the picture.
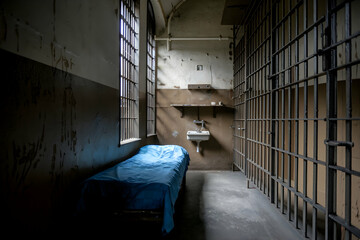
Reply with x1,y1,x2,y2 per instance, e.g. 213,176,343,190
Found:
76,144,190,235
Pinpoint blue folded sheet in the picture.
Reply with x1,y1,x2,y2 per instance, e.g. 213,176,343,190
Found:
76,144,190,235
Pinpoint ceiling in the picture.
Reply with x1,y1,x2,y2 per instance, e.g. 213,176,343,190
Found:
220,0,251,25
150,0,250,33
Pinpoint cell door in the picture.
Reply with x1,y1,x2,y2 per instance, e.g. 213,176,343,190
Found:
232,0,360,239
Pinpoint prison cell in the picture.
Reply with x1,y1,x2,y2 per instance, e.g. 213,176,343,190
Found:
233,0,360,239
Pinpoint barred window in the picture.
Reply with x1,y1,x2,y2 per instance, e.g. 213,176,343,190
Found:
146,3,156,136
119,0,139,143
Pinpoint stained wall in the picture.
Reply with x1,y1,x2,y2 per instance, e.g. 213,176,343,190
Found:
0,0,156,236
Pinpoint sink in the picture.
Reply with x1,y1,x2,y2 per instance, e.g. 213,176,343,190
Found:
187,130,210,152
187,130,210,141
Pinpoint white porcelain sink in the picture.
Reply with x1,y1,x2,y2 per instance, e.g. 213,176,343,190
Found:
187,130,210,141
187,130,210,152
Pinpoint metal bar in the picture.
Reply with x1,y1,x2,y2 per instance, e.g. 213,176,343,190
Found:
242,171,324,214
268,52,321,80
233,26,238,170
287,0,292,222
318,30,360,55
270,72,327,91
256,6,261,189
329,214,360,238
272,146,326,166
325,0,338,238
303,0,308,236
344,2,352,239
272,0,303,31
273,16,326,57
328,165,360,178
274,178,326,213
324,140,354,147
245,25,249,178
270,0,277,204
257,5,262,189
312,0,319,239
262,3,269,193
247,36,271,61
294,3,299,229
267,3,271,197
248,157,271,175
280,0,285,214
328,117,360,121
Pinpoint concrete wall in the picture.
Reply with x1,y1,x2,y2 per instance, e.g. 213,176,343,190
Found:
156,0,234,169
0,0,157,236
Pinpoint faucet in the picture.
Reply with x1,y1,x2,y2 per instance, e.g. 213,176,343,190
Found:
193,120,205,132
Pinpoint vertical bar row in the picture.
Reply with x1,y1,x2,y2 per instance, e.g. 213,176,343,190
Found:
234,0,360,238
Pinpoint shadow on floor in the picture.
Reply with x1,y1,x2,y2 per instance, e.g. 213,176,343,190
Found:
61,172,206,240
164,171,206,240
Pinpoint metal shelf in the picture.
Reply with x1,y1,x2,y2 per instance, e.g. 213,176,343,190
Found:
170,103,234,118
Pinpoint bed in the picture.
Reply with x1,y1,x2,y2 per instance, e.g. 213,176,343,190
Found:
75,144,190,235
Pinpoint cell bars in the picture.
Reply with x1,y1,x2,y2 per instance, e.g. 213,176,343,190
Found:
233,30,247,172
119,0,139,143
146,12,156,136
232,0,360,239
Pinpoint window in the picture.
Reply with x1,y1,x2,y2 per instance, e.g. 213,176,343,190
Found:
119,0,139,143
146,3,156,136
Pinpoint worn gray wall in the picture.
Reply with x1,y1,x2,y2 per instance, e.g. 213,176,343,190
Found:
0,0,156,236
0,0,120,88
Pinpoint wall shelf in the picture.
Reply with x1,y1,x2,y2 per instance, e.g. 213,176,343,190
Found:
170,103,234,118
187,84,212,89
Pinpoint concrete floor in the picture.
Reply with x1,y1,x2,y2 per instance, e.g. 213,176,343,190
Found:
165,170,302,240
73,170,302,239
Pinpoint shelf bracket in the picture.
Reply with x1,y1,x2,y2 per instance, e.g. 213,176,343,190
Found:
180,107,184,118
213,106,217,118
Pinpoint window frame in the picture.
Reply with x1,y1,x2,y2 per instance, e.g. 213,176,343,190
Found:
146,2,156,137
119,0,140,145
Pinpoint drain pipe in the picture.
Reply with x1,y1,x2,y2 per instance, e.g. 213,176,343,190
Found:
167,0,187,50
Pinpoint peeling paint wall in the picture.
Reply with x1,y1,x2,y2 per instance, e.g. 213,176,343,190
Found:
156,0,234,169
156,0,233,89
0,0,157,237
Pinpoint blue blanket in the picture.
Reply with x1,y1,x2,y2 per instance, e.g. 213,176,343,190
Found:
76,145,190,235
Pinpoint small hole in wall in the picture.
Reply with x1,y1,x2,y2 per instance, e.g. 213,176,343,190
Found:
196,65,203,71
